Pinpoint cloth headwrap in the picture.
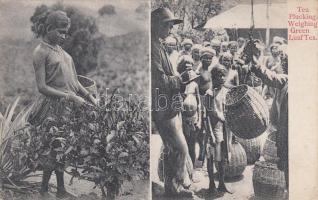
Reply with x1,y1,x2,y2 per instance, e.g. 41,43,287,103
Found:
211,39,221,46
182,38,193,46
221,41,229,46
222,52,233,59
228,41,238,47
200,47,216,58
165,36,177,45
46,10,71,29
192,44,202,51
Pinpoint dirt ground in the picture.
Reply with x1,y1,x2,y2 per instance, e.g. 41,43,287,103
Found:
0,174,149,200
151,134,263,200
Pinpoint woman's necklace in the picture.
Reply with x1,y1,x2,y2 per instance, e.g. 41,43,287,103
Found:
41,40,62,54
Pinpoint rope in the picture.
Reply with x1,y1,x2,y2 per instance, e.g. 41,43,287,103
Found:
251,0,255,29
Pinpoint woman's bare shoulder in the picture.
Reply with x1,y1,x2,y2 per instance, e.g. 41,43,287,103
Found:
33,43,49,59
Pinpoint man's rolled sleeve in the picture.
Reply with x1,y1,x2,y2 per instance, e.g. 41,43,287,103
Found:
251,64,287,89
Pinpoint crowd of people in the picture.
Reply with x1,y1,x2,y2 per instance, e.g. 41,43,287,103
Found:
152,7,288,198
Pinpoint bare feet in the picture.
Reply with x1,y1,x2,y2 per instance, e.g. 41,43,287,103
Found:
218,184,234,194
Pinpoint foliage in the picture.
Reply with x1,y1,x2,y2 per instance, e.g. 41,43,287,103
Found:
151,0,237,42
98,5,116,16
30,2,101,75
3,95,149,199
0,97,34,186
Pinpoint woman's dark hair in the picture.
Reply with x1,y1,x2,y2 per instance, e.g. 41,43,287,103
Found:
31,9,52,38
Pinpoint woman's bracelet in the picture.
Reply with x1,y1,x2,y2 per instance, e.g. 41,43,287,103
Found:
65,93,71,101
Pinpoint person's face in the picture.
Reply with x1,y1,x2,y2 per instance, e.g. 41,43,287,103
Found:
215,70,228,87
222,57,232,68
192,49,200,61
238,39,245,48
166,43,176,54
271,47,279,57
229,45,237,54
184,44,192,51
158,21,174,39
46,25,69,45
221,44,228,52
201,54,213,68
212,45,220,54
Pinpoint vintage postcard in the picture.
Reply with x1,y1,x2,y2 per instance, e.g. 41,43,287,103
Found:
0,0,149,199
150,0,317,199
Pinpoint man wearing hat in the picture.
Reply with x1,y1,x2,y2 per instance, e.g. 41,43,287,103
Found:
165,36,180,75
211,39,221,57
180,38,193,56
195,47,216,74
220,41,229,55
191,44,202,72
151,7,193,197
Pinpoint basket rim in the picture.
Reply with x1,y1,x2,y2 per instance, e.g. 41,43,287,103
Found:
225,84,249,106
77,75,96,87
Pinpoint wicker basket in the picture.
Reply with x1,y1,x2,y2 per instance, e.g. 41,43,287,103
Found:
77,75,97,97
237,136,262,164
262,132,279,163
216,142,247,179
224,85,269,139
253,161,286,200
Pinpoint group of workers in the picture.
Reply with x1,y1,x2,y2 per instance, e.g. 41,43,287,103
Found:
151,7,288,198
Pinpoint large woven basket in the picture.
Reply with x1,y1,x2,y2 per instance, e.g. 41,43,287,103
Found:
237,136,262,164
216,142,247,179
253,161,286,200
224,85,269,139
77,75,97,97
262,132,279,163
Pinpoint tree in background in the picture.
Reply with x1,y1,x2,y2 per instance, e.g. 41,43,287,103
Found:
98,4,116,16
30,2,102,75
151,0,238,43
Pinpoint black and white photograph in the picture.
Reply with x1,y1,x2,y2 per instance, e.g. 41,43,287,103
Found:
151,0,288,199
0,0,149,199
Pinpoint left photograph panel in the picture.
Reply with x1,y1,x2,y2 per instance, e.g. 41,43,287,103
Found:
0,0,149,199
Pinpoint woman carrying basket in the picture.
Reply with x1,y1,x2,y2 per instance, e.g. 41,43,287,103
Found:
29,10,98,198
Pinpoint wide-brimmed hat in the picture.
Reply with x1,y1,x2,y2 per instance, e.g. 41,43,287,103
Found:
180,69,200,84
151,7,183,25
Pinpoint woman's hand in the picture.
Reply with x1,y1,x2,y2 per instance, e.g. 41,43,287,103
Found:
69,94,87,106
88,95,99,106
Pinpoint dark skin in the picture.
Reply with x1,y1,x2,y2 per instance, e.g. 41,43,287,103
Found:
201,54,213,70
34,22,98,107
192,49,200,61
207,69,233,195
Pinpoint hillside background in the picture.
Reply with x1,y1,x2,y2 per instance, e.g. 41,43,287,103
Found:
0,0,149,113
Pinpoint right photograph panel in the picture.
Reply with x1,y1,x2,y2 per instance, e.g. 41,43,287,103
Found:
151,0,288,199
